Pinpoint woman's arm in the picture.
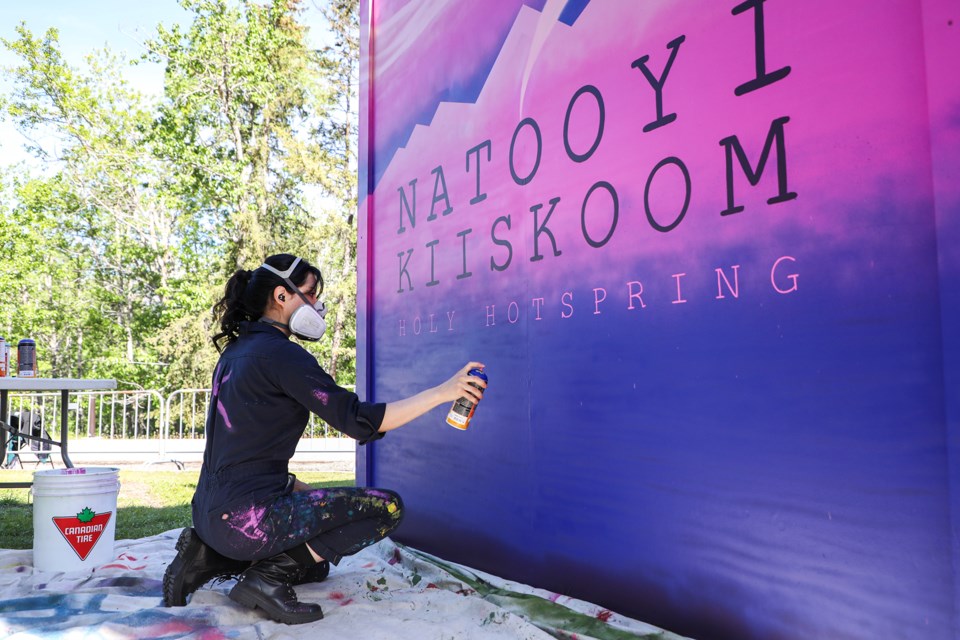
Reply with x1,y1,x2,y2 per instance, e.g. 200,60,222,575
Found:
379,361,486,433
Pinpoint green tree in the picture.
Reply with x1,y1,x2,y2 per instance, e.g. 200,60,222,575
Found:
303,0,359,383
146,0,321,270
1,25,182,387
146,0,360,385
0,174,91,379
1,1,362,391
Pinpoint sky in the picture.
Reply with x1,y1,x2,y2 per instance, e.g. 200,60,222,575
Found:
0,0,331,168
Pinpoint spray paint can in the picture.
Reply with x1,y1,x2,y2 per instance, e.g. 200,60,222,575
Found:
445,367,487,430
0,337,6,377
18,338,37,378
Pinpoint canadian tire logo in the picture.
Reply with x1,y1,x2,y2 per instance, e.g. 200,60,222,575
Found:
52,507,112,561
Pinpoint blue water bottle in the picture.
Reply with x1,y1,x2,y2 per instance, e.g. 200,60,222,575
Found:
18,338,36,378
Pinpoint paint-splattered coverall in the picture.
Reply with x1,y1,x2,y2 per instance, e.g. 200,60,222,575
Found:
192,321,403,564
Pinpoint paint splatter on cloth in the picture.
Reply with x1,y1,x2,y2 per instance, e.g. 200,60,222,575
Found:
0,530,691,639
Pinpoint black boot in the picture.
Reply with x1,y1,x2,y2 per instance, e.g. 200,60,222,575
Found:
229,553,324,624
292,560,330,585
163,527,249,607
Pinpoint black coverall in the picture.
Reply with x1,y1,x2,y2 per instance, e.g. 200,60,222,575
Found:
192,322,402,564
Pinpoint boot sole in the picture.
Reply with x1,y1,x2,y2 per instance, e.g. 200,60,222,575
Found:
229,582,324,624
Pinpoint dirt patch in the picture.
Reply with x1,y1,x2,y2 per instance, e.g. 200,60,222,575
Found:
116,475,168,508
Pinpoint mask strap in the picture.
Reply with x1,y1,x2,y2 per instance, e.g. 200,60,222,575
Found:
260,257,322,311
259,256,301,283
258,317,290,330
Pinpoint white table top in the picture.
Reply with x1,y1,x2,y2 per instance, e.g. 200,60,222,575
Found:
0,378,117,391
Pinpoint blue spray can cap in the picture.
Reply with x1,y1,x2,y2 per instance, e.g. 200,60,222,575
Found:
468,367,487,382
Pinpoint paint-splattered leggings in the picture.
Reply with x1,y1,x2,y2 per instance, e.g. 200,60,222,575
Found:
208,486,404,565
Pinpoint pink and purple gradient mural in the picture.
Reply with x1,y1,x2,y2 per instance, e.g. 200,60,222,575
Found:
357,1,960,638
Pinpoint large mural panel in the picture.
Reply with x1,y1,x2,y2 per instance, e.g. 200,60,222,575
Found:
356,1,960,638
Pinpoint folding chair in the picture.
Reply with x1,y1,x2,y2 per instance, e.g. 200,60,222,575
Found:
0,410,56,470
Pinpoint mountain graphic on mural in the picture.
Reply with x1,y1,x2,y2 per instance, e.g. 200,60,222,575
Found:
370,0,593,188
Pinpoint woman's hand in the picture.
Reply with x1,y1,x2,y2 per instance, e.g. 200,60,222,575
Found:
436,362,487,404
379,361,486,433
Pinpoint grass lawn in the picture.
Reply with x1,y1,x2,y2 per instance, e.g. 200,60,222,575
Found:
0,469,354,551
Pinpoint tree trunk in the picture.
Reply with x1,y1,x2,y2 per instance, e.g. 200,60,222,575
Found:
327,222,355,380
125,300,135,363
77,329,84,378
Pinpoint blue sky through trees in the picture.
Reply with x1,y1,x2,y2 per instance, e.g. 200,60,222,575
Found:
0,1,331,168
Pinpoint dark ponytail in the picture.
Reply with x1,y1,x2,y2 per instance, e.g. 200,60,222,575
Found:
211,253,324,352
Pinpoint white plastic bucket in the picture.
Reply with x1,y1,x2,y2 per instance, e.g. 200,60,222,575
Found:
31,467,121,572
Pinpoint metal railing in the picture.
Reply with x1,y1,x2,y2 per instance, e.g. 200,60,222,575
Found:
165,389,211,440
2,386,349,448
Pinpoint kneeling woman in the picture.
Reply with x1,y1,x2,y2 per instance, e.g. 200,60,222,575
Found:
163,254,485,624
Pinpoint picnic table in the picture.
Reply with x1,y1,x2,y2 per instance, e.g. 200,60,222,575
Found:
0,377,116,488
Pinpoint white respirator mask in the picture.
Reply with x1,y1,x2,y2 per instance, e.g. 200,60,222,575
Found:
259,257,328,342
